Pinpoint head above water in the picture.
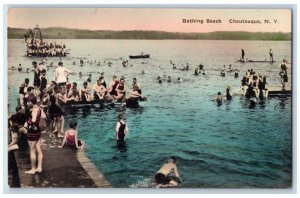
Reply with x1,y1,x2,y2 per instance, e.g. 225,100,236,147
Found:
118,114,125,120
58,62,63,66
25,78,29,84
168,156,177,164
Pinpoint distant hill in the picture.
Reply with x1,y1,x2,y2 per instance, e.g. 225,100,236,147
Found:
7,27,291,40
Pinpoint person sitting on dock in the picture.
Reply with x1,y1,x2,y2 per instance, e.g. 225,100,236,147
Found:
67,82,80,102
93,79,107,100
79,82,92,102
58,120,84,150
116,114,128,143
115,77,127,100
126,85,144,108
132,77,141,94
155,156,183,188
106,75,119,100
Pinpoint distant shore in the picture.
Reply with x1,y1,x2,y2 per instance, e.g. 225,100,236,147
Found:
8,27,291,41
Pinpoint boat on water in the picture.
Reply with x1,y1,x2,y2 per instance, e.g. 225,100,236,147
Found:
129,54,150,59
24,25,70,57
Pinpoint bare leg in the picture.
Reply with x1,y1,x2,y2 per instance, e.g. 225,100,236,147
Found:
25,141,37,174
58,116,64,138
35,139,43,172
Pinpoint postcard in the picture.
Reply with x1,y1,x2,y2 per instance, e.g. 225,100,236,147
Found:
6,6,293,190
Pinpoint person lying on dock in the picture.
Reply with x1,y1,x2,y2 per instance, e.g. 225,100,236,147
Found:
155,156,183,188
58,120,84,149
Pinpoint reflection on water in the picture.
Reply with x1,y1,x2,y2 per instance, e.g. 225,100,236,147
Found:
7,39,292,188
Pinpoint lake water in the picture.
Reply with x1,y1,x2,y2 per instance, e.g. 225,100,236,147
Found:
7,39,292,188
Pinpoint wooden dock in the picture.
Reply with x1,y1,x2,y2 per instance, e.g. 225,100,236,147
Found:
10,130,111,188
268,85,291,97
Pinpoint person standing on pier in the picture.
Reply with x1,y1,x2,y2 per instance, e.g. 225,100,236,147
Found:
269,49,274,62
279,59,288,90
241,49,245,62
25,95,43,174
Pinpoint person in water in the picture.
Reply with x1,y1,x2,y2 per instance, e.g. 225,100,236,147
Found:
58,120,84,149
226,84,233,100
155,156,182,187
214,92,223,105
115,114,128,143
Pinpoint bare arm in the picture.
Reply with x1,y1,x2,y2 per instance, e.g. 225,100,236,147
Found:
75,131,79,149
116,122,120,139
31,107,39,123
173,165,182,182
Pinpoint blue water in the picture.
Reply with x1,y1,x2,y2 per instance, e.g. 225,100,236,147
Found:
7,39,292,188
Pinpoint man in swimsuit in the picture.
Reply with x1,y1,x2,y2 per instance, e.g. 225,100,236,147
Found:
155,156,182,187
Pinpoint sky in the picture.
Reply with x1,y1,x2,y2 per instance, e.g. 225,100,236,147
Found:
7,8,291,33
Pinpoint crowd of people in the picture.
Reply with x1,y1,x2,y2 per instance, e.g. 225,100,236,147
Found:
26,38,67,57
8,51,290,186
9,60,146,175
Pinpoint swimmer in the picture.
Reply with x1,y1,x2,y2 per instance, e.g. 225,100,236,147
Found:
221,70,226,77
155,156,183,188
213,92,223,105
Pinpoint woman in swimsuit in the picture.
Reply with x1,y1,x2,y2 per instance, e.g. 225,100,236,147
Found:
58,120,84,149
25,95,43,174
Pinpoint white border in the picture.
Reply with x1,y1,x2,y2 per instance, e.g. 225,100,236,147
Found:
1,0,299,197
